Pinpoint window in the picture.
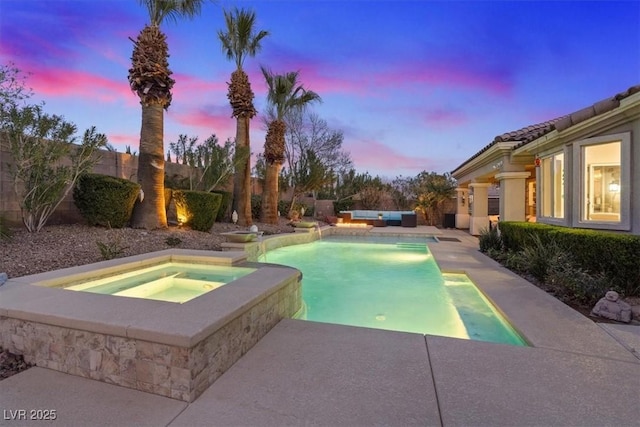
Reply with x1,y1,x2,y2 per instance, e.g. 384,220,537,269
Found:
573,132,630,231
540,152,564,219
582,141,620,222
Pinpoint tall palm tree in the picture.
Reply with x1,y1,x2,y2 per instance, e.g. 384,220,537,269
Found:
260,67,321,224
128,0,203,229
218,7,269,226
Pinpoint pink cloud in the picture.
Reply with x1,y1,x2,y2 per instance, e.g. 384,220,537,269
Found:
171,73,228,98
261,45,513,98
108,133,138,145
346,138,436,174
423,108,469,128
372,59,512,96
256,48,366,96
27,67,134,104
170,106,236,138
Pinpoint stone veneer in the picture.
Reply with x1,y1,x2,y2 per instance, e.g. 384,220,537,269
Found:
0,274,300,402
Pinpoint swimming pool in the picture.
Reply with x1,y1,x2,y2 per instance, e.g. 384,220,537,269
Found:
262,236,525,345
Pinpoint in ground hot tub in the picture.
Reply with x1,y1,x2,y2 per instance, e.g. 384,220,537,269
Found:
0,249,301,402
63,261,256,303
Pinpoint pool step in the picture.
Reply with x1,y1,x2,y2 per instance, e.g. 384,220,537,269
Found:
395,242,427,250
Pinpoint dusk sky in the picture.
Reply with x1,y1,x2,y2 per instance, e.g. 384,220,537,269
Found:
1,0,638,178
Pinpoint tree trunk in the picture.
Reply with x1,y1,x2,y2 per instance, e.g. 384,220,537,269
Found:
261,161,281,224
131,104,167,229
233,116,253,226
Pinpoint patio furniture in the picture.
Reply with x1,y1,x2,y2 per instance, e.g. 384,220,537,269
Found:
401,213,417,227
339,210,416,226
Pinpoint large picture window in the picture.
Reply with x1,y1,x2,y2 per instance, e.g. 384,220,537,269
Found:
540,152,564,219
582,142,620,222
573,132,630,231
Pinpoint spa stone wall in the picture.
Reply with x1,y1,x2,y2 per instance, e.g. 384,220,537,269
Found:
0,274,300,402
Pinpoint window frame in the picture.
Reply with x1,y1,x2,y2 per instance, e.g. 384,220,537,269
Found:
538,150,566,222
572,132,631,231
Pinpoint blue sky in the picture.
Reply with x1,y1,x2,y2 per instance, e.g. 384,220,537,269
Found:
1,0,638,178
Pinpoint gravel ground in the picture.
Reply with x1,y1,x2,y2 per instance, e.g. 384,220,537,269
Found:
1,219,298,278
0,219,302,380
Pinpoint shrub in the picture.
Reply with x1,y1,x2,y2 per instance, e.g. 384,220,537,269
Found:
518,234,563,282
4,104,106,232
211,190,232,222
499,221,640,297
73,174,140,228
296,202,314,217
545,252,610,306
165,236,182,247
173,190,221,232
277,199,288,217
251,195,262,220
333,199,353,215
498,221,557,252
96,237,128,260
478,226,502,253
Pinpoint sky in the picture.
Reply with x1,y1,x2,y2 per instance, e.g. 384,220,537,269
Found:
1,0,638,179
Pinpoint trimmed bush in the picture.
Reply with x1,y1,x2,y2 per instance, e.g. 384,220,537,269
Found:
211,190,232,222
498,221,557,252
497,221,640,297
173,190,221,232
73,174,140,228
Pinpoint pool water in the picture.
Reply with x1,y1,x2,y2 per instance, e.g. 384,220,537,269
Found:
262,237,525,345
63,262,255,303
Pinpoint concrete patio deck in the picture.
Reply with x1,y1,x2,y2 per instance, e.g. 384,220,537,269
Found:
1,227,638,426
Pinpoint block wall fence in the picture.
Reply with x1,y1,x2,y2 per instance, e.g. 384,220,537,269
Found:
0,143,196,226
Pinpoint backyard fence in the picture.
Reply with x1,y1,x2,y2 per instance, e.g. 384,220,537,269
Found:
0,143,196,227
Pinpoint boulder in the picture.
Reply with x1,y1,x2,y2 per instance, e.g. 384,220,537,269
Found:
590,291,632,323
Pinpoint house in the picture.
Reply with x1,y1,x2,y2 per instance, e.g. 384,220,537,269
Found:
451,85,640,235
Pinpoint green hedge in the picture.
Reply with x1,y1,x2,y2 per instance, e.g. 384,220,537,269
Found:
498,222,559,251
499,221,640,295
333,199,353,215
173,190,222,232
211,190,232,222
73,174,140,228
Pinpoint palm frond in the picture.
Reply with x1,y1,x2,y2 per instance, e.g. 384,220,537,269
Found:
140,0,203,26
219,7,269,69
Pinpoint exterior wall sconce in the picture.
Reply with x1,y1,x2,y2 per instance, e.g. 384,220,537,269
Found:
461,194,466,206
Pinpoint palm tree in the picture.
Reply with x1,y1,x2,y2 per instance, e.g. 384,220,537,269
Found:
128,0,203,229
218,7,269,226
260,67,321,224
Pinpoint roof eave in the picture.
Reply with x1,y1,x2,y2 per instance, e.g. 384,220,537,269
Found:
513,90,640,156
451,141,519,179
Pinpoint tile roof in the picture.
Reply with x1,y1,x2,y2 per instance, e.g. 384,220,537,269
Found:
452,84,640,174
